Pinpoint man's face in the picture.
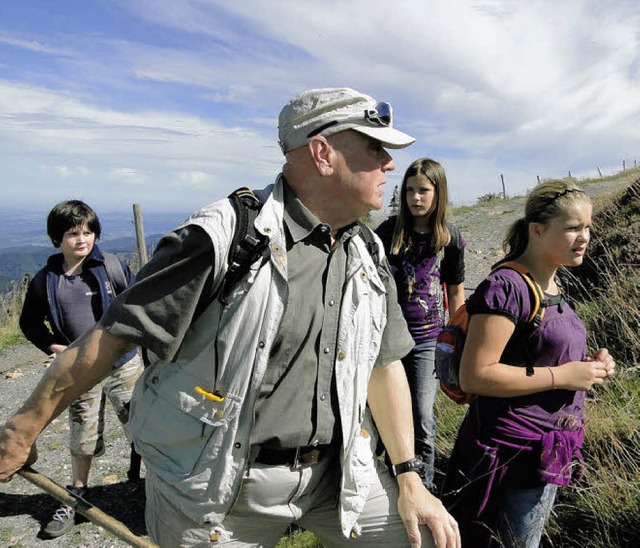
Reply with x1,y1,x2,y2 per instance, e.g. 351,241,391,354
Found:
328,131,396,218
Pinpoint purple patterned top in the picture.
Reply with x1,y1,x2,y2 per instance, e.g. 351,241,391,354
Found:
375,218,466,343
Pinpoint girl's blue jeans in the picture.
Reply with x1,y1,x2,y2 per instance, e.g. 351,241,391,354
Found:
401,340,437,490
497,482,558,547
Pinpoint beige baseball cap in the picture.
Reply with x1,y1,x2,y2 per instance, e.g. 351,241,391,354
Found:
278,87,415,153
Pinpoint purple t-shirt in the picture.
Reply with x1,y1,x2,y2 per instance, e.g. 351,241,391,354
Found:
376,219,466,343
467,267,587,419
440,267,589,529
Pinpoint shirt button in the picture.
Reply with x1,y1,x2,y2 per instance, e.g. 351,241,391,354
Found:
320,394,326,401
328,299,335,306
234,442,242,449
258,341,266,349
323,347,330,354
337,351,346,361
151,376,159,384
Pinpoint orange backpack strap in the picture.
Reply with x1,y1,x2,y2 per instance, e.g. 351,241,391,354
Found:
491,261,551,377
492,261,546,326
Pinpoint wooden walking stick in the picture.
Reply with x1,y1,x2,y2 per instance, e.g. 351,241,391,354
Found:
17,467,157,548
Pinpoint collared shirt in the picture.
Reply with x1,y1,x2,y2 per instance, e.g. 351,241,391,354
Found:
252,183,351,448
252,183,413,448
102,181,413,449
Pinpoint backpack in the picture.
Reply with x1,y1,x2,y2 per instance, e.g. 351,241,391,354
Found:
434,261,550,405
215,187,381,306
103,252,128,294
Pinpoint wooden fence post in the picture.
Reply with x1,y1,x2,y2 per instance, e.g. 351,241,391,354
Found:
500,174,506,199
133,204,148,267
597,167,603,179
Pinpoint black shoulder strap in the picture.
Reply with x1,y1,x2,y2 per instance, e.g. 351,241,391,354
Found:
357,221,380,264
374,217,396,254
217,187,271,305
103,252,127,294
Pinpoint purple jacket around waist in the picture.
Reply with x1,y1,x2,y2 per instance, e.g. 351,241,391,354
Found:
441,267,588,520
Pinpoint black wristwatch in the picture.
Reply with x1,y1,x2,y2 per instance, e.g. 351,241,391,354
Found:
390,457,426,478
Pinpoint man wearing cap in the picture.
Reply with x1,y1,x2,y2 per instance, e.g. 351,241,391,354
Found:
0,88,460,547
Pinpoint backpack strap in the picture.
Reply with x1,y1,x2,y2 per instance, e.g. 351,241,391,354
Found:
103,252,128,294
494,261,546,326
492,261,548,377
217,187,271,305
357,221,381,264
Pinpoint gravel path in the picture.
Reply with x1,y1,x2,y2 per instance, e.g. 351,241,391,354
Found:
0,345,148,547
0,174,635,547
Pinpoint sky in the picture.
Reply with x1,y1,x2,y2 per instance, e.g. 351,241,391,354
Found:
1,0,640,219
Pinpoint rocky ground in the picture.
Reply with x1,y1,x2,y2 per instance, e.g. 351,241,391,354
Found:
0,345,148,547
0,174,636,547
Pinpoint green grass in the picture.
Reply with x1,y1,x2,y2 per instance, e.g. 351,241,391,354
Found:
0,329,26,350
275,529,325,548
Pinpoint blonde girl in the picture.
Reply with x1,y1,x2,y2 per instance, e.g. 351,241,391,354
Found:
441,179,615,547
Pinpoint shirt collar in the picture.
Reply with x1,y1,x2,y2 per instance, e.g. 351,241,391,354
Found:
282,178,361,244
283,179,327,243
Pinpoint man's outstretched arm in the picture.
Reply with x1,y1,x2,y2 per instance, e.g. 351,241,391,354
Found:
368,361,461,548
0,326,135,481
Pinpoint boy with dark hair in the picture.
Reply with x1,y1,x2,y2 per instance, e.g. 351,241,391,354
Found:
18,200,143,539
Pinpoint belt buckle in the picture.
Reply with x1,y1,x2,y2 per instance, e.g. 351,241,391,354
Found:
293,447,321,468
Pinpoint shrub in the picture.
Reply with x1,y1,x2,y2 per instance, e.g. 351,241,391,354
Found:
476,192,503,204
0,277,28,350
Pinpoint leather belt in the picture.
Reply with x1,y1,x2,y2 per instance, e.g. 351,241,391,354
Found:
253,445,330,467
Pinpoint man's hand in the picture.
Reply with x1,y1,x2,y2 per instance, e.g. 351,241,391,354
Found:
0,422,38,482
397,472,460,548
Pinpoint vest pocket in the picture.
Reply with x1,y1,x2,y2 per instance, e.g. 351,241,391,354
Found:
129,376,241,479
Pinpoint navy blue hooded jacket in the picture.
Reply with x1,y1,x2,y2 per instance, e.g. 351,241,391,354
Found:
19,244,137,367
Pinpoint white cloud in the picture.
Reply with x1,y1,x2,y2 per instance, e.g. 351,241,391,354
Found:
52,165,71,178
110,168,148,184
1,0,640,212
0,32,72,56
175,170,213,189
49,165,91,178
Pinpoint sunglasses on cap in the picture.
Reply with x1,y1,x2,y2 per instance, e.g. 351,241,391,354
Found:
307,101,394,138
